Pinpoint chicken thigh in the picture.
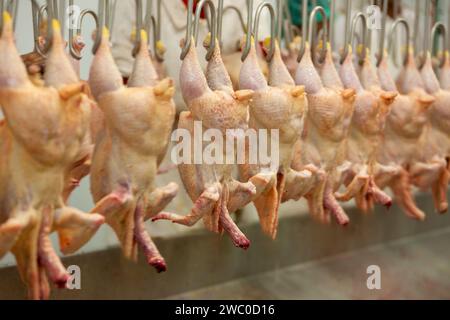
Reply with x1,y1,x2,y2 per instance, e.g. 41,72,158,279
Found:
338,46,396,212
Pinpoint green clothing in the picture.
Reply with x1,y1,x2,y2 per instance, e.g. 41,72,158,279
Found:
288,0,330,27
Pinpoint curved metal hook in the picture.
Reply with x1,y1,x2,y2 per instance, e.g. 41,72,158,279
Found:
180,0,216,61
253,1,276,62
69,8,100,60
35,1,56,57
431,22,447,68
345,12,367,64
144,13,164,62
275,0,282,43
329,0,336,51
340,0,352,63
375,0,388,67
216,0,224,48
68,0,105,57
308,6,328,65
297,0,308,62
241,0,254,61
132,0,144,57
387,18,410,67
416,0,431,69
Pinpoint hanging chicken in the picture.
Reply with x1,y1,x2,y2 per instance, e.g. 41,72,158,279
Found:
153,26,265,249
338,44,396,212
238,32,310,238
0,15,104,299
396,47,449,215
88,27,177,272
295,38,355,225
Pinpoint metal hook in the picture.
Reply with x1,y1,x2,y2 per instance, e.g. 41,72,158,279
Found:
297,0,308,62
329,0,336,51
340,0,352,64
374,0,387,67
68,0,107,57
180,0,216,61
346,12,368,64
253,1,276,62
34,0,56,57
412,0,420,56
388,18,410,67
144,0,164,61
416,0,430,69
68,0,100,60
308,6,328,65
241,0,254,61
431,22,447,68
143,0,162,61
275,0,282,43
132,0,144,57
216,0,225,48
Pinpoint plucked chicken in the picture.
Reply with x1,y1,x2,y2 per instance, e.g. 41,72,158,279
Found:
153,36,263,249
89,28,177,272
294,42,355,225
396,48,449,214
239,37,311,238
368,50,434,220
338,46,396,212
0,15,104,299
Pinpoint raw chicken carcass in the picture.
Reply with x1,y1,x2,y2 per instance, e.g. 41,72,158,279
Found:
238,37,312,238
89,28,177,272
361,49,432,220
418,52,450,212
153,36,264,249
338,46,396,212
56,34,104,202
294,42,355,225
0,16,104,299
395,48,449,214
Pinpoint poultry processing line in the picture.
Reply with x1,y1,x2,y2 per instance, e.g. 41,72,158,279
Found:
0,0,449,300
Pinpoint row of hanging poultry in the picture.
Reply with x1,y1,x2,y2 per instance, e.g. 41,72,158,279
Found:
0,0,449,300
